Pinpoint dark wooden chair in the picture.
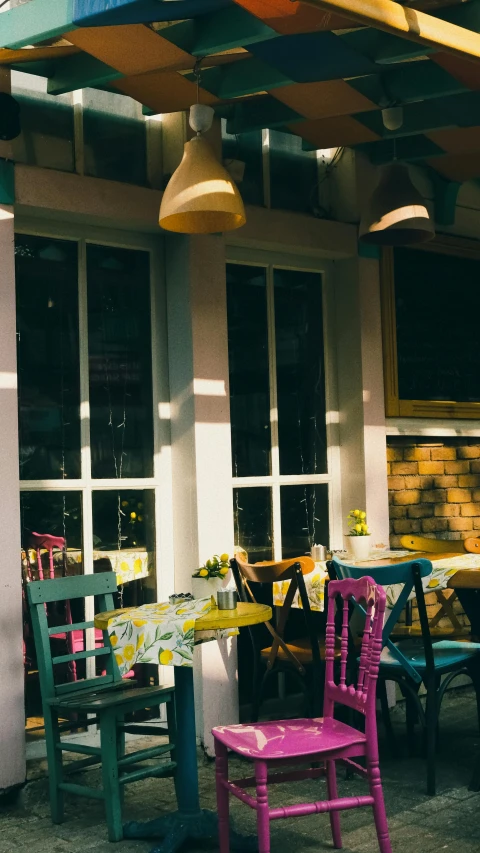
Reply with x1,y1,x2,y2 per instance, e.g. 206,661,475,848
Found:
231,553,329,721
26,572,177,842
399,534,469,638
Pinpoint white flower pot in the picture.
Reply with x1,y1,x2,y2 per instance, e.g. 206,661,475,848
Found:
345,535,372,562
192,575,226,601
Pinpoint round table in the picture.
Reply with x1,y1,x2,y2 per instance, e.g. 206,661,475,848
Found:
94,601,272,853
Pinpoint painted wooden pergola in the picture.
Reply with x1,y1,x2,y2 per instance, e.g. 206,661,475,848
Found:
3,0,480,210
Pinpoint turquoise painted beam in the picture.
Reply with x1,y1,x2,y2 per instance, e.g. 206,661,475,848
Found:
0,159,14,205
225,97,302,135
350,60,468,107
192,59,292,99
0,0,76,49
341,29,434,65
47,54,123,95
162,5,277,56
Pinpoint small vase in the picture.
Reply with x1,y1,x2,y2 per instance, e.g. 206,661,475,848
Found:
192,575,226,601
345,535,372,561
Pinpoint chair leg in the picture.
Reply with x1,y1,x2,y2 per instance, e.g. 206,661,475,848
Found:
116,714,126,809
368,756,392,853
378,680,398,758
215,739,230,853
405,689,419,756
326,760,341,849
44,708,64,824
255,761,270,853
424,677,437,797
166,697,179,804
99,712,123,842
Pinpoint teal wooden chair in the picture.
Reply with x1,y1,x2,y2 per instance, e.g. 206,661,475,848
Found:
26,572,177,842
328,556,480,796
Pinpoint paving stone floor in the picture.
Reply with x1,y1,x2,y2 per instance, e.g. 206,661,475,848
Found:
2,688,480,853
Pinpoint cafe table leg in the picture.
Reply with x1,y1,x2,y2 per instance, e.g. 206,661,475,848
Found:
123,665,257,853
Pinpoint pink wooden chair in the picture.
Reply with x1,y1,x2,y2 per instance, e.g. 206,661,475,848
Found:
213,576,392,853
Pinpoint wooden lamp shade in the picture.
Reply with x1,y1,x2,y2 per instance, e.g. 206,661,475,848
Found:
159,135,246,234
359,163,435,246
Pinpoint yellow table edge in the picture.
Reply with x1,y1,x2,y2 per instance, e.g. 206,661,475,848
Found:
94,601,272,632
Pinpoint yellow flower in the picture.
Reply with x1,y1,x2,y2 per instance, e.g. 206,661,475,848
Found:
133,618,146,627
136,633,145,650
123,644,135,662
428,578,440,588
130,512,137,520
355,523,363,533
353,509,361,517
361,523,369,533
110,634,118,647
137,516,143,522
199,568,209,577
159,649,174,665
115,653,124,667
220,567,229,576
220,553,230,562
360,511,366,519
121,500,129,507
183,619,195,632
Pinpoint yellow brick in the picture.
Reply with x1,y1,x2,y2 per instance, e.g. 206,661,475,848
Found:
460,502,480,517
422,517,448,533
418,461,444,475
388,476,405,490
458,474,480,487
431,447,456,461
434,504,461,517
433,476,458,488
393,490,421,505
449,517,474,531
447,488,472,503
445,461,469,474
404,447,431,461
387,447,403,462
457,445,480,459
391,462,418,475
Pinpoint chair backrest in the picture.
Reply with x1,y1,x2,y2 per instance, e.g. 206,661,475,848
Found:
25,531,67,581
324,576,385,718
400,535,464,554
464,537,480,554
231,554,320,674
330,556,434,684
26,572,120,700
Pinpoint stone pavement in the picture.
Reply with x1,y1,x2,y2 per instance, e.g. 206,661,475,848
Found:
2,688,480,853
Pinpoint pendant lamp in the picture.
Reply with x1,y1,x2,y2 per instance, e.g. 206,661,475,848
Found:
359,162,435,246
159,102,246,234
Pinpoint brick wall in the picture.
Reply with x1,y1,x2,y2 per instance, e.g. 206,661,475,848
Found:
388,439,480,548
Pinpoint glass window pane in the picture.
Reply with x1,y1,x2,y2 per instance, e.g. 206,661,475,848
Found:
222,120,264,206
280,484,329,559
269,130,318,213
227,264,271,477
274,268,327,475
83,89,147,186
234,487,273,563
12,72,74,173
87,245,154,479
20,491,83,550
16,235,81,480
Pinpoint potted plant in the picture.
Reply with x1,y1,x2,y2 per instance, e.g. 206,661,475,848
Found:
345,509,371,561
192,553,230,599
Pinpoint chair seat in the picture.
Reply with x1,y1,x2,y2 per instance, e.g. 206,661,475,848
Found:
391,625,470,639
49,683,174,712
260,636,340,664
213,717,366,760
381,639,480,671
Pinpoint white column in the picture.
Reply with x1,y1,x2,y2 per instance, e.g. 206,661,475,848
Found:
165,233,238,755
0,70,26,791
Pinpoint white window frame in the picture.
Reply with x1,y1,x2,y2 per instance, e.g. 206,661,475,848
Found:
226,246,343,558
16,217,174,641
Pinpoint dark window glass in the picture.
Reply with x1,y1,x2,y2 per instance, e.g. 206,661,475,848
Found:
269,130,318,214
16,236,81,480
274,269,327,474
281,484,329,559
233,487,273,563
395,247,480,402
92,490,155,552
227,264,271,477
20,491,82,550
83,89,147,186
222,120,264,206
87,245,153,478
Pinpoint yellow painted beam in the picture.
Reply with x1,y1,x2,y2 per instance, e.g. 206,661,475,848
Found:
298,0,480,64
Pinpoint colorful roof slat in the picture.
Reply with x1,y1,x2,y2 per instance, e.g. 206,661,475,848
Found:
4,0,480,183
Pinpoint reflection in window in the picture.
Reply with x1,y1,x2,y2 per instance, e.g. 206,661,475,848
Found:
269,130,318,214
16,236,81,480
227,264,271,477
83,89,147,186
87,245,154,479
233,487,273,563
222,120,264,206
20,491,82,550
281,484,329,559
92,490,154,552
274,269,327,475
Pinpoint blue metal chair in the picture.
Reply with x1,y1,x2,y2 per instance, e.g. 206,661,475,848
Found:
328,556,480,796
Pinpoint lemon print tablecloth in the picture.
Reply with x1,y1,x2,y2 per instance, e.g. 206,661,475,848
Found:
273,563,329,612
383,552,480,609
107,597,214,675
26,547,153,585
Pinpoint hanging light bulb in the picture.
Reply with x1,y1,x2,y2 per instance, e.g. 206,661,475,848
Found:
359,163,435,246
159,67,245,234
